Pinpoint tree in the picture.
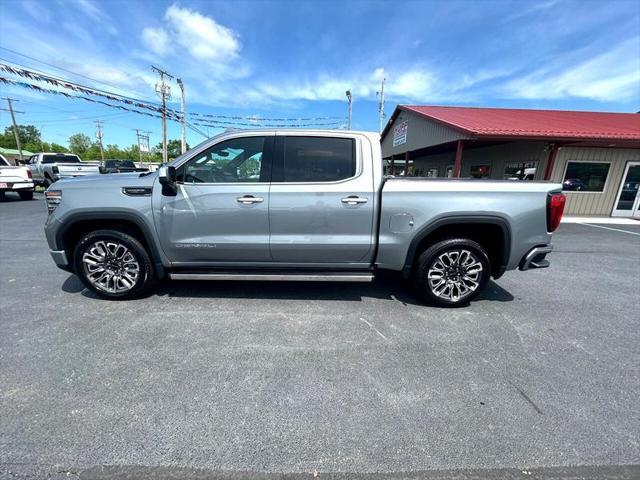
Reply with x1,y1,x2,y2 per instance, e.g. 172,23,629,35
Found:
68,133,93,156
49,143,68,153
155,139,189,161
0,125,41,150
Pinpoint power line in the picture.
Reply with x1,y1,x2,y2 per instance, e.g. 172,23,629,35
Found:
0,47,159,104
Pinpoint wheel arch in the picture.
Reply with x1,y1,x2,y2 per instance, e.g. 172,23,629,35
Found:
56,212,165,278
402,215,511,279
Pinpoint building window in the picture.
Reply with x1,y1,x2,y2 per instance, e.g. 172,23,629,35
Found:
504,162,537,180
470,165,491,179
563,162,610,192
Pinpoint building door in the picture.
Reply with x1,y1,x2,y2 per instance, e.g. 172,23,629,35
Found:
612,162,640,218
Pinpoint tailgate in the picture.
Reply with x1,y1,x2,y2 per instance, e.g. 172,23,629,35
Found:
0,166,30,182
57,163,100,173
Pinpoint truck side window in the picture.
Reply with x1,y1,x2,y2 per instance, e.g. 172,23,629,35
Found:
280,137,355,183
178,136,267,184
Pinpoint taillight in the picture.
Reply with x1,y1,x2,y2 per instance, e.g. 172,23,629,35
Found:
547,193,566,232
27,169,32,179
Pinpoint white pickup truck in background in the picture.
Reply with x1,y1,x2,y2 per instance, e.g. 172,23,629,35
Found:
26,153,100,187
0,153,35,200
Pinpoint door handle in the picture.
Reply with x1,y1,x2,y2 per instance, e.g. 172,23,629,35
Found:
341,196,368,205
236,195,264,205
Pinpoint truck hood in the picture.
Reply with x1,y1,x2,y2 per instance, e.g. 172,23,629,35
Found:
53,171,157,189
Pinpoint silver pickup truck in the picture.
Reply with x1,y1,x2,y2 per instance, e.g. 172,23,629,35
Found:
27,152,100,187
44,130,565,306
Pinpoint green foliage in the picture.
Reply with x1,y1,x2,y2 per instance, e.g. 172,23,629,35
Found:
155,139,189,161
0,124,164,163
0,124,41,149
68,133,93,155
238,158,261,178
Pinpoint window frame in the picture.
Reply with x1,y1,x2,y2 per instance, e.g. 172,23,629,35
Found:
271,135,360,184
561,160,612,194
174,135,275,185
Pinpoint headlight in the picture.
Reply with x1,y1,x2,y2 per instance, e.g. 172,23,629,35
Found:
45,190,62,214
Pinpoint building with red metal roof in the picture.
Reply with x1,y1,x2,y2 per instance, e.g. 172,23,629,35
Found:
380,105,640,217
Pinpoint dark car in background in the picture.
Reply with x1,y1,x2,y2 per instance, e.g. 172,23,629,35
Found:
99,160,149,174
563,178,587,191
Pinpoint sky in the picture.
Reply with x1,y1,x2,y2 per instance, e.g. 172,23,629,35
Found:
0,0,639,150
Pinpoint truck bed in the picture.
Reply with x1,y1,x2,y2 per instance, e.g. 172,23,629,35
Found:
376,177,562,273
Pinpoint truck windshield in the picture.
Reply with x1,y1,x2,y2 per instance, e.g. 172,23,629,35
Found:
106,160,135,168
42,154,81,164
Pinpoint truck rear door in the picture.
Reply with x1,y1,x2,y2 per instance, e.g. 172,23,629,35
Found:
268,134,375,264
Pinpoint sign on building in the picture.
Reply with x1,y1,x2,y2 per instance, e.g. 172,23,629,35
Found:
393,120,408,147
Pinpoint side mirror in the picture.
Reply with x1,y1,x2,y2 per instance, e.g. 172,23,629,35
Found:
158,165,177,196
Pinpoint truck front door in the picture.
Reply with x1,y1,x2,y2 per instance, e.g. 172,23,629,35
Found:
268,134,375,264
154,135,274,264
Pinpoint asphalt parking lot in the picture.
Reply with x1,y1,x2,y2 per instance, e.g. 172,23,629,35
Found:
1,193,639,479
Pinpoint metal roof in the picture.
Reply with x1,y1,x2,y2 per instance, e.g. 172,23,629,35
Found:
0,147,33,156
383,105,640,143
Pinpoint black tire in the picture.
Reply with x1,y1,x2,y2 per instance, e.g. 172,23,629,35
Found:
19,190,34,201
44,175,53,187
412,238,491,307
73,229,155,300
0,191,5,201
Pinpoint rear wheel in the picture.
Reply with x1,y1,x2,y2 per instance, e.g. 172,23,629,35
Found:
19,190,34,201
412,238,490,307
73,229,155,300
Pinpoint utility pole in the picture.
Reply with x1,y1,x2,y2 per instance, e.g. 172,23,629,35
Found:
376,77,386,133
133,129,143,163
1,98,25,162
176,78,187,154
94,120,104,161
134,129,152,165
152,65,173,164
345,90,353,130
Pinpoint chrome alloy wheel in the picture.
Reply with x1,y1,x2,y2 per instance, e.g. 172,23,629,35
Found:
427,249,483,302
81,240,140,294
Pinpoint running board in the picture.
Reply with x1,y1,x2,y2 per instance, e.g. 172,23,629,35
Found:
168,271,374,282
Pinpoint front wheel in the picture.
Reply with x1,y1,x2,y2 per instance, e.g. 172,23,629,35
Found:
73,229,155,300
412,238,490,307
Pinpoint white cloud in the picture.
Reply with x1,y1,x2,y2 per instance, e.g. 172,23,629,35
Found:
506,37,640,101
164,4,240,61
241,65,506,106
70,0,106,21
140,4,241,63
141,27,171,56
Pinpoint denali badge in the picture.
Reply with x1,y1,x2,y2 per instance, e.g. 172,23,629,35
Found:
174,243,217,248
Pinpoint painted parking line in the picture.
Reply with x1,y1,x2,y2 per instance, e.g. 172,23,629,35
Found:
579,223,640,236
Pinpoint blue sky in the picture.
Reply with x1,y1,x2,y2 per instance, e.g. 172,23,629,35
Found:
0,0,639,149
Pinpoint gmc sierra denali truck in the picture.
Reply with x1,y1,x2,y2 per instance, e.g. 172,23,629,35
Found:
44,130,565,306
